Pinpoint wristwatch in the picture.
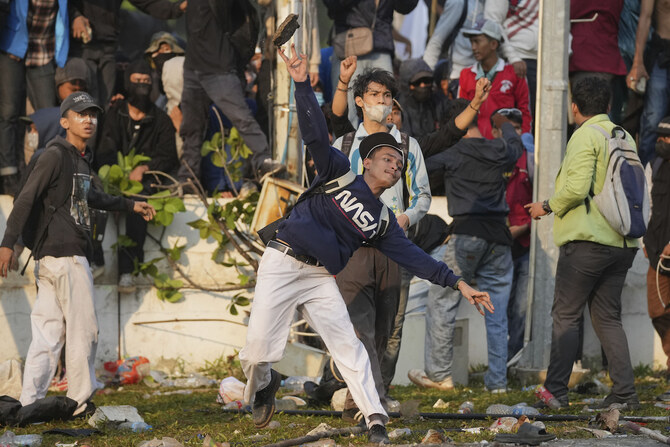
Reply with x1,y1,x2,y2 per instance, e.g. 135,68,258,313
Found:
542,200,553,215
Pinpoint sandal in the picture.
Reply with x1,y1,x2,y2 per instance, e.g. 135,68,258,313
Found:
495,422,556,445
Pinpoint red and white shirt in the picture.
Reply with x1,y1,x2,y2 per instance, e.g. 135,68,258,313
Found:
458,58,532,139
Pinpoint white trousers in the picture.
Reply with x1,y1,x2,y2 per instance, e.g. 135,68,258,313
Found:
20,256,100,415
239,248,388,426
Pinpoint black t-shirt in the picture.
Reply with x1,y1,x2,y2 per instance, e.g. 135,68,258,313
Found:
451,215,513,247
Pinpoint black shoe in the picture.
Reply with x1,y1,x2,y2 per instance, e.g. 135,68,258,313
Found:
257,158,286,179
342,407,364,424
589,393,640,411
304,378,346,404
252,369,281,428
368,424,390,444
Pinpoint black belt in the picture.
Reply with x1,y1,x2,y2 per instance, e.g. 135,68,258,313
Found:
267,240,322,267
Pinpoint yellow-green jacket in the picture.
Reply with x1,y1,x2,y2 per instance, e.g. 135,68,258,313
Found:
548,114,639,248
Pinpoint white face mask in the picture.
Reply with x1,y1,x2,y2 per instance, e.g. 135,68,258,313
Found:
26,131,39,151
363,102,392,123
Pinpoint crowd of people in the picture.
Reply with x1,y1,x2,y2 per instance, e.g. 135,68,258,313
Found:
1,0,670,444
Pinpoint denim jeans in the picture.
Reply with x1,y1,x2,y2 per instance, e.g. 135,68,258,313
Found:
0,53,56,176
179,68,270,180
639,60,670,166
330,51,393,126
426,234,513,389
507,252,529,360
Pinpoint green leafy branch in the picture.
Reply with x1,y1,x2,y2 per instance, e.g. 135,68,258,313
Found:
100,136,261,312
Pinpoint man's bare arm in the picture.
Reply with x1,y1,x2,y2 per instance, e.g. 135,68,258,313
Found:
627,0,654,90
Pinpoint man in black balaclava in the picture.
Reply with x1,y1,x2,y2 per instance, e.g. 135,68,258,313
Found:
95,59,179,293
396,58,451,139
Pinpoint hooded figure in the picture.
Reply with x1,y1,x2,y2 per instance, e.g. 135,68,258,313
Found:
397,58,450,139
124,59,154,113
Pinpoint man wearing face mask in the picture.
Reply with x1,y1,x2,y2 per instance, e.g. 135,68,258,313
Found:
396,58,450,139
95,59,179,293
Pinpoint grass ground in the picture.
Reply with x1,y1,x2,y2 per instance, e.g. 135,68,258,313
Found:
5,367,670,446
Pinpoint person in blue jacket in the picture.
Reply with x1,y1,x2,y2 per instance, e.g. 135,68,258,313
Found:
0,0,69,196
238,44,494,445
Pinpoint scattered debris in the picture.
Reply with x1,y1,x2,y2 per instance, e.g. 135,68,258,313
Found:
486,403,511,414
216,377,246,404
578,427,612,438
432,399,449,409
510,403,540,416
513,415,530,431
104,356,150,385
462,427,484,434
164,373,217,388
458,401,474,414
388,428,411,439
421,429,445,444
621,420,670,444
137,438,184,447
399,400,421,419
88,405,146,429
330,389,347,411
222,400,244,410
0,431,42,446
281,396,307,407
488,417,518,433
267,421,281,430
306,423,334,437
201,435,229,447
262,425,364,447
594,408,620,433
275,398,297,411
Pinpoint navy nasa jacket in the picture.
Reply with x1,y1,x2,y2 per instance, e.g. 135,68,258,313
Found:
276,79,461,289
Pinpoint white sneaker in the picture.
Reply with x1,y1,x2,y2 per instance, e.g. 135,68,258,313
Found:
407,369,454,390
486,387,508,394
118,273,136,293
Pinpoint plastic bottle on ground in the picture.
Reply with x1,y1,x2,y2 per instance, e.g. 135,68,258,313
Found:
535,385,562,409
118,421,153,432
458,401,474,414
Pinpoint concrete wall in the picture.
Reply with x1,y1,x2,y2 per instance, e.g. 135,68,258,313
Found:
0,195,666,380
0,196,252,371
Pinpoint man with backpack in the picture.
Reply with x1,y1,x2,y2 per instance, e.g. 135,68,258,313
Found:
0,91,156,417
240,44,493,444
526,77,643,410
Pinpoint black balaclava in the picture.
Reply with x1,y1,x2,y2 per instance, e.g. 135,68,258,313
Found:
125,59,153,113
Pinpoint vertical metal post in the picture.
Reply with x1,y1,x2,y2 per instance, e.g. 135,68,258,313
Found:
518,0,570,370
